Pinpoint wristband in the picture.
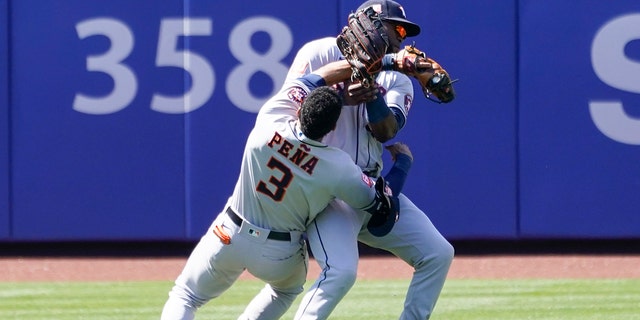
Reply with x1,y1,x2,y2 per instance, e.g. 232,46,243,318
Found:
393,153,412,174
384,153,412,195
297,73,327,91
366,92,391,123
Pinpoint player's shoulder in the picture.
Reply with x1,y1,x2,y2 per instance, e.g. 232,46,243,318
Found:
377,71,413,94
376,71,414,115
256,81,307,120
321,146,357,170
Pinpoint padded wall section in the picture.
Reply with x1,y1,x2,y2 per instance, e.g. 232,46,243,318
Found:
10,0,187,240
372,0,519,239
518,1,640,238
0,0,9,239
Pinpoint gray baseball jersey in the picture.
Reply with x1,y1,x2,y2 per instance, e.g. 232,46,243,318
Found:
228,78,381,231
286,37,414,177
161,76,385,320
276,37,454,320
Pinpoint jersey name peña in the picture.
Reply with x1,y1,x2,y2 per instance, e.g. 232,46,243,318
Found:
267,131,319,175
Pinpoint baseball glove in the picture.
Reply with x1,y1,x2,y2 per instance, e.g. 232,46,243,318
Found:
393,45,457,103
366,177,399,237
336,6,389,88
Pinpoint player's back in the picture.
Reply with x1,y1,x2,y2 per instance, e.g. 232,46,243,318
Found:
228,118,374,232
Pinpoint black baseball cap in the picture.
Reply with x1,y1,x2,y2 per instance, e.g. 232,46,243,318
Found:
357,0,421,37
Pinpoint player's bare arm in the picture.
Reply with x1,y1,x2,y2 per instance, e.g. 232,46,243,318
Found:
341,81,398,143
360,18,411,142
311,60,354,86
367,111,399,142
361,84,400,142
385,142,413,162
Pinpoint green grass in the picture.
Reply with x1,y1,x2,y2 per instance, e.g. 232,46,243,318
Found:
0,279,639,319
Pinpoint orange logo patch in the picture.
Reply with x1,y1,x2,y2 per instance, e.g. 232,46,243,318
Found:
287,86,307,105
361,173,375,187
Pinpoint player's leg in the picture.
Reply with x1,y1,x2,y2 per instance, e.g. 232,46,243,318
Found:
161,220,245,320
294,200,366,320
358,193,454,320
240,238,309,319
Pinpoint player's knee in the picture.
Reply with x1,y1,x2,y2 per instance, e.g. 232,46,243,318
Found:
338,268,358,287
326,265,358,291
436,240,455,267
162,292,200,319
273,285,305,303
416,239,454,271
168,284,208,309
275,290,301,307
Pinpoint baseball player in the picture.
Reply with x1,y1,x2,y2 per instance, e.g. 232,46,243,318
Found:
285,0,455,319
160,59,411,320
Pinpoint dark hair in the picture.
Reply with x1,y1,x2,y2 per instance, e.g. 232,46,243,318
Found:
299,86,343,140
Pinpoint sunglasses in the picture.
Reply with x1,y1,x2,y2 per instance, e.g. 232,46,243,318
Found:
395,25,407,39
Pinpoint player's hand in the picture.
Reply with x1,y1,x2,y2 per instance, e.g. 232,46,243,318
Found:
343,81,379,105
385,142,413,162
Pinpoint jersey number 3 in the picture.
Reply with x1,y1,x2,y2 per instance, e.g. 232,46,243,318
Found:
256,157,293,202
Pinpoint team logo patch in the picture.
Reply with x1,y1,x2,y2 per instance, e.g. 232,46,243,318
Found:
361,173,375,187
248,229,261,237
404,94,413,112
287,87,307,105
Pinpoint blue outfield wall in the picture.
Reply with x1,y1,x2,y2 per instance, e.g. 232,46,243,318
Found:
518,1,640,238
1,0,9,239
10,1,188,240
2,0,639,241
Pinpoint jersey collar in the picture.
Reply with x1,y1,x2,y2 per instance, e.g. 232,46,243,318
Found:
290,120,327,148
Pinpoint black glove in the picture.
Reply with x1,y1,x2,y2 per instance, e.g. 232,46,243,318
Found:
336,6,389,88
366,177,399,237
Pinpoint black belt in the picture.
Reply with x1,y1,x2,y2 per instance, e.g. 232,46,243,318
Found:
226,207,291,241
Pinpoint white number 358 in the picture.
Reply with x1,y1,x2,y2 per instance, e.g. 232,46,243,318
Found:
73,17,291,115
